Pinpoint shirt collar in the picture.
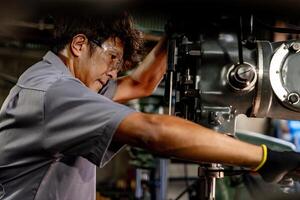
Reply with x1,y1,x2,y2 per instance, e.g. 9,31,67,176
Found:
43,51,72,76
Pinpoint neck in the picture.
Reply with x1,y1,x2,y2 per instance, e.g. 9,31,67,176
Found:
58,49,76,77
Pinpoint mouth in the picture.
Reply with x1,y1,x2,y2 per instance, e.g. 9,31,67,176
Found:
97,79,110,89
96,79,102,85
99,78,109,86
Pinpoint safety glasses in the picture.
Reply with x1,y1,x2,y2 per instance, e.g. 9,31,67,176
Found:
91,39,124,71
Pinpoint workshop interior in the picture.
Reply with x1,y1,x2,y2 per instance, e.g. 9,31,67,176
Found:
1,0,300,199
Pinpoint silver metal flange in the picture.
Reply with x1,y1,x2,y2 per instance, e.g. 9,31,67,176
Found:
270,42,300,112
269,43,289,102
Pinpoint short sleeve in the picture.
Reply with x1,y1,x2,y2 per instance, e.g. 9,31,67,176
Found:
43,78,136,167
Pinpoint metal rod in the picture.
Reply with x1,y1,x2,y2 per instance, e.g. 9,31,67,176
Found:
167,38,176,115
250,15,254,35
159,38,177,199
237,16,244,64
135,169,143,199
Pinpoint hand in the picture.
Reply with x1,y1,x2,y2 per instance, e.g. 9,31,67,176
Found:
258,148,300,183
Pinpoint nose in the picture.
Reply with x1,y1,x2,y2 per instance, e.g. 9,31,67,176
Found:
106,69,118,79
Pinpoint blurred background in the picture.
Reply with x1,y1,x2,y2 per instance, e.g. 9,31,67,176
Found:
1,0,300,199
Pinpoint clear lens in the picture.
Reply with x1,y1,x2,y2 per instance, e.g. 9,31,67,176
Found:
101,43,123,71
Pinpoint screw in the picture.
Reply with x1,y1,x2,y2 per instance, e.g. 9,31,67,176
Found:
209,111,224,125
236,65,255,81
288,93,300,104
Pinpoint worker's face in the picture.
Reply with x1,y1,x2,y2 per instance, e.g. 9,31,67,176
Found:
76,37,124,92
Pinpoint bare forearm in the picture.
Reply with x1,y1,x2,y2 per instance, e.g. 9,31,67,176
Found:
130,35,167,89
113,36,167,102
115,112,262,168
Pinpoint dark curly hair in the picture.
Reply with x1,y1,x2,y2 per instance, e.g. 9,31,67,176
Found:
52,12,143,70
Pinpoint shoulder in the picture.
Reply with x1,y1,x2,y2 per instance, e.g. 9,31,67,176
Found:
17,51,78,92
45,77,114,108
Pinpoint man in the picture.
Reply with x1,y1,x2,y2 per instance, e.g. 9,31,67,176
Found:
0,12,299,200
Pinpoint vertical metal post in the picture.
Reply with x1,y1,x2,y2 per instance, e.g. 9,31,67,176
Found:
165,38,176,116
157,106,169,200
135,169,143,199
158,159,168,200
158,38,177,200
198,163,224,200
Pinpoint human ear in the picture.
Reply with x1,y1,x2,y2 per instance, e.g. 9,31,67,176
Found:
70,34,88,57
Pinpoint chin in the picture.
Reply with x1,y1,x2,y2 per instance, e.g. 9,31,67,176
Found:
87,85,102,93
87,81,103,93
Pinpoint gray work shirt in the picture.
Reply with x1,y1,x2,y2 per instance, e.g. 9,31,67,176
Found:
0,51,135,200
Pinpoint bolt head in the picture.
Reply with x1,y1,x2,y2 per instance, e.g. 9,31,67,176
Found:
288,93,300,104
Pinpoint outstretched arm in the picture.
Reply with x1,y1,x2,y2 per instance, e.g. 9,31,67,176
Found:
113,36,167,103
114,112,300,183
114,112,262,168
